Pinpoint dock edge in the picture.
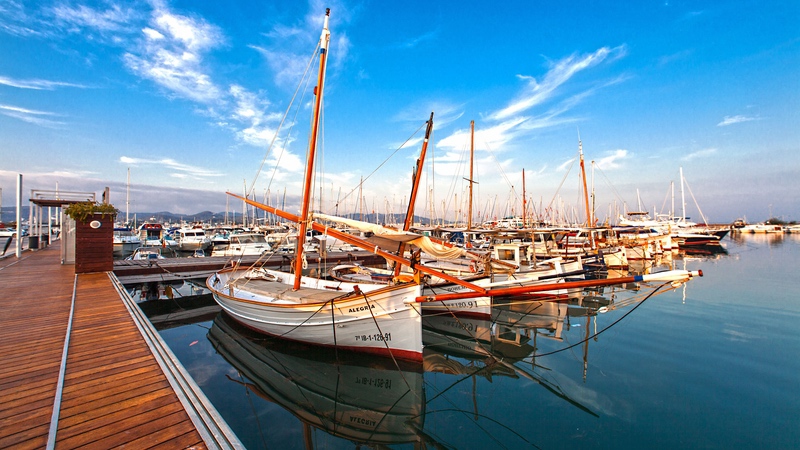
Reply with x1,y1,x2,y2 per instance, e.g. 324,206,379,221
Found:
108,272,244,450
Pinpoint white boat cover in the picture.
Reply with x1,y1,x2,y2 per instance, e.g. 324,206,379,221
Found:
313,213,468,259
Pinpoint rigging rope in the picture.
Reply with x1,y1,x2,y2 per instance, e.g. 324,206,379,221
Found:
336,120,428,208
248,40,321,198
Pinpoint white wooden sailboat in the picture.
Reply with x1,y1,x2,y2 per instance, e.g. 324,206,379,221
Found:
208,9,705,361
206,9,423,361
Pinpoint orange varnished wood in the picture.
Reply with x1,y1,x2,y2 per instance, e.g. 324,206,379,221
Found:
0,242,209,449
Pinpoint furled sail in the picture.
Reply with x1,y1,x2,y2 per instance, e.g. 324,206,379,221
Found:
313,213,468,259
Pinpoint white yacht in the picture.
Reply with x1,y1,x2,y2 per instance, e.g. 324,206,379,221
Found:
175,228,212,252
211,232,271,257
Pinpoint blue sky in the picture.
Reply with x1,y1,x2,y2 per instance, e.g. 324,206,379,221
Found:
1,0,798,224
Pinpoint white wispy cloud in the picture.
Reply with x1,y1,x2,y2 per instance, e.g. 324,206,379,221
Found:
250,44,314,89
657,49,693,67
119,156,224,179
0,75,88,90
681,148,717,161
429,45,628,175
0,104,52,115
0,1,45,37
51,3,138,33
0,103,65,127
594,149,629,169
439,117,529,153
229,85,273,137
680,10,706,21
255,0,350,87
394,29,438,49
38,2,224,103
489,45,627,121
1,1,338,164
557,157,577,172
122,3,224,103
46,169,99,178
717,115,758,126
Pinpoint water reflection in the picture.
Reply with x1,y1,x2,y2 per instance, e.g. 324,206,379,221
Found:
422,298,602,419
157,261,706,448
205,301,610,448
729,231,786,247
146,235,800,449
208,313,428,447
126,278,210,302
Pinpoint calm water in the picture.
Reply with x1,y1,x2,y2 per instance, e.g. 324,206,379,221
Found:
155,234,800,449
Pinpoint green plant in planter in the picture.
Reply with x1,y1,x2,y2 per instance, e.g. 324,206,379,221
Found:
64,202,119,223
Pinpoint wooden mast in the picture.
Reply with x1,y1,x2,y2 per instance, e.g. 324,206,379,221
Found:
394,112,434,276
578,137,591,226
293,8,330,290
467,120,475,231
522,168,526,228
229,192,702,300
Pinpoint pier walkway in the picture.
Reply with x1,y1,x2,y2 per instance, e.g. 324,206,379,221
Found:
0,242,241,449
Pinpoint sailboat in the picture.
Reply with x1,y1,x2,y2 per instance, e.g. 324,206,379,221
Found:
206,9,424,361
207,9,705,362
669,167,729,246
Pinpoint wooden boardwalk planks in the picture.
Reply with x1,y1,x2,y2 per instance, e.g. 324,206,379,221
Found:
0,243,210,449
0,245,73,449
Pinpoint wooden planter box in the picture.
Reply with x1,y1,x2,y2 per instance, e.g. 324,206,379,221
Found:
75,213,114,273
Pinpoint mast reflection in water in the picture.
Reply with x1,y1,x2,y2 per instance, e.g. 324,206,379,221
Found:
208,313,426,447
169,280,643,448
155,238,800,448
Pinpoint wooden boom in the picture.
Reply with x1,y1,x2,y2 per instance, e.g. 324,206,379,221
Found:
228,192,703,301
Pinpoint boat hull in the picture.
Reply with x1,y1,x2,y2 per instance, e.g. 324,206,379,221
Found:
420,269,570,319
177,241,211,251
207,269,423,361
113,240,140,256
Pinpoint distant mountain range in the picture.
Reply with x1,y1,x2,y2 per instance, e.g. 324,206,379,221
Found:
1,207,433,227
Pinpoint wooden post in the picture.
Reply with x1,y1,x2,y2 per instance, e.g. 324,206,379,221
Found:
75,213,114,273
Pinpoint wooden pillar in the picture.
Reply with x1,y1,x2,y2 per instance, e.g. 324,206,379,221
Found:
75,213,114,273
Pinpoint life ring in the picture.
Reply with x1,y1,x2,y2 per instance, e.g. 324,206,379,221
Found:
469,261,478,273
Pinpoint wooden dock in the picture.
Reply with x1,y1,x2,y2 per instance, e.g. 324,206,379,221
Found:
113,249,388,284
0,242,241,449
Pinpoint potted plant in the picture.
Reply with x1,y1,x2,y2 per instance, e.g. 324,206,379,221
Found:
64,201,119,223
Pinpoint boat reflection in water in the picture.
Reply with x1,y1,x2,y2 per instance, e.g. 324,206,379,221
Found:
204,271,692,448
420,291,607,433
208,313,427,447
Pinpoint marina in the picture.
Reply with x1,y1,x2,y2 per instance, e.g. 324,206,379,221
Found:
3,231,798,448
154,232,800,449
1,2,797,448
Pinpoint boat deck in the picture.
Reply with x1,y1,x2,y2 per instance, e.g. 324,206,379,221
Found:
226,274,349,304
0,242,240,449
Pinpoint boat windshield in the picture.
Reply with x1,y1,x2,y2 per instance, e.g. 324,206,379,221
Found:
232,234,267,244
